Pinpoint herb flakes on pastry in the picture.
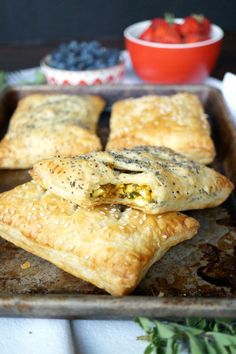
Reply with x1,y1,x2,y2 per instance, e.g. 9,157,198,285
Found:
0,181,199,296
106,93,215,164
30,146,234,215
0,94,105,169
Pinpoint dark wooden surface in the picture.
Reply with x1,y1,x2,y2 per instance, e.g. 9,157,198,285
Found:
0,32,236,79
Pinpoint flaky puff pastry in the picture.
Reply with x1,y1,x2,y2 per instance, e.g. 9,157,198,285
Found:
106,93,215,164
0,181,199,295
0,94,105,169
31,146,234,215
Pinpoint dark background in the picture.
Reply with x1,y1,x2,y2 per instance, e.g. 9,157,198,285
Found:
0,0,236,44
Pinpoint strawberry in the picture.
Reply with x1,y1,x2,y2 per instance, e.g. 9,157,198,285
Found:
139,27,154,41
184,33,210,43
153,25,182,44
153,14,182,44
139,14,211,44
139,18,168,41
181,15,211,37
192,15,211,35
201,17,211,35
180,16,202,36
151,18,167,29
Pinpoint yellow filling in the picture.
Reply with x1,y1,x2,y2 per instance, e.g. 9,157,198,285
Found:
91,183,152,206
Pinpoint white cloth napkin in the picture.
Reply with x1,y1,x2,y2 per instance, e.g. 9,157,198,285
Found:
0,60,236,354
0,319,75,354
0,319,147,354
222,72,236,121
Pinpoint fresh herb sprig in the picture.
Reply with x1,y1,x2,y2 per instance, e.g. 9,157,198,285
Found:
136,317,236,354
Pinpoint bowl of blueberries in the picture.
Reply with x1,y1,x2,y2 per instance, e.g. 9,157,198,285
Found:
41,40,125,86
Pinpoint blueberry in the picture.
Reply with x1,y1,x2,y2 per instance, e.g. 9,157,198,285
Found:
86,43,102,56
78,41,87,51
93,59,106,69
58,43,67,54
67,40,79,52
54,62,66,69
87,41,100,50
48,41,121,71
107,57,115,67
101,49,110,59
108,49,120,62
66,53,77,65
93,47,105,58
76,62,87,70
79,53,94,65
52,51,64,62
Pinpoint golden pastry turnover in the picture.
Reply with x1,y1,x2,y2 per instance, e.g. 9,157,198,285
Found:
106,93,215,164
0,181,199,295
31,146,234,215
0,94,105,169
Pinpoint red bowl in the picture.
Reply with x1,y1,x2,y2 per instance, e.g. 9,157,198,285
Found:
124,20,224,84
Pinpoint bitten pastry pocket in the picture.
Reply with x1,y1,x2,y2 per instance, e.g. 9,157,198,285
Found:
31,146,234,214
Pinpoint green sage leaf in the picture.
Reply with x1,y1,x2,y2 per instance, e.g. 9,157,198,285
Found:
187,333,206,354
208,332,236,347
144,343,155,354
136,317,152,332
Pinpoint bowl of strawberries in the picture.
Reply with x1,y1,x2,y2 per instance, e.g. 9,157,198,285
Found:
124,14,223,83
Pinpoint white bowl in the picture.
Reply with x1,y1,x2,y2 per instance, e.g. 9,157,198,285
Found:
40,55,125,86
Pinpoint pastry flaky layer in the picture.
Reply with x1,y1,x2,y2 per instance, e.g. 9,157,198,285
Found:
0,181,199,295
106,93,215,164
31,146,234,215
0,94,105,169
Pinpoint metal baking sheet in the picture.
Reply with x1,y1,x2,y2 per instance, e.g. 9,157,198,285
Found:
0,84,235,318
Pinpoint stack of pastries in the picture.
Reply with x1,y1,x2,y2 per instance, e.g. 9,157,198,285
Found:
0,92,234,296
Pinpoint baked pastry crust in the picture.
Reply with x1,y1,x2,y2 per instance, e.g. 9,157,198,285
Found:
31,146,234,215
0,94,105,169
106,93,215,164
0,181,199,295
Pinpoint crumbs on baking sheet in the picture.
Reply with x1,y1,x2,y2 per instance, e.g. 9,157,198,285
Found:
20,261,31,270
158,291,165,297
